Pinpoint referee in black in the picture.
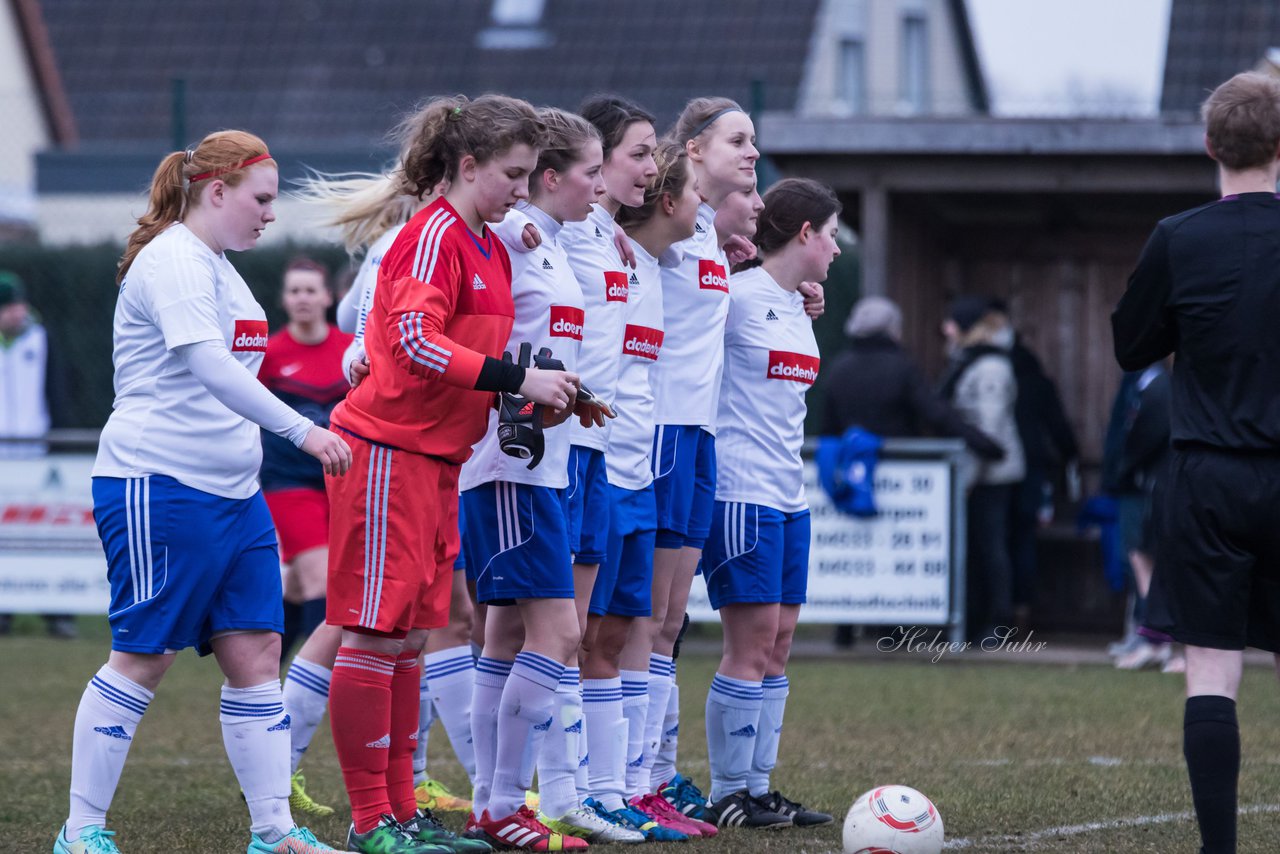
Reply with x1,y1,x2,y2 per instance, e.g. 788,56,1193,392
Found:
1113,71,1280,854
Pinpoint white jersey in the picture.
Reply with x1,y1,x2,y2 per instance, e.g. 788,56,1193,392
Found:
605,240,671,490
0,321,50,459
560,202,630,451
652,204,730,429
340,224,403,379
94,223,273,499
714,266,820,513
460,204,584,491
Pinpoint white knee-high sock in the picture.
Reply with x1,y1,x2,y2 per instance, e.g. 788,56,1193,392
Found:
583,677,627,811
640,654,673,795
652,662,680,789
413,666,436,785
747,675,789,797
424,645,477,784
66,666,154,839
536,667,582,818
221,681,293,841
705,673,763,803
282,657,331,774
470,657,511,819
620,669,650,799
490,652,565,818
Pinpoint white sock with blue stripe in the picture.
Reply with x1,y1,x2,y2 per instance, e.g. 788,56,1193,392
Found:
424,645,477,784
537,666,583,818
471,657,512,819
413,665,436,784
640,654,674,794
705,673,763,803
282,657,331,774
747,675,789,797
490,652,565,818
583,677,627,811
220,681,292,842
66,665,154,840
620,669,651,799
651,664,680,790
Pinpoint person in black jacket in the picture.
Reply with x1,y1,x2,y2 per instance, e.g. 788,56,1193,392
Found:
1112,71,1280,854
821,296,1003,457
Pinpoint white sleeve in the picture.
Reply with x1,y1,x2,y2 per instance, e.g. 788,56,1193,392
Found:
494,209,536,254
336,276,363,333
175,340,314,447
151,255,226,349
341,337,366,387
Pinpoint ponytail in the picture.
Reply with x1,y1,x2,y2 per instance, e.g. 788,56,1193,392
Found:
294,169,416,253
118,130,273,284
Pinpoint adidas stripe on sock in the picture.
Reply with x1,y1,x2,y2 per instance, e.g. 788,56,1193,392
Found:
705,673,763,803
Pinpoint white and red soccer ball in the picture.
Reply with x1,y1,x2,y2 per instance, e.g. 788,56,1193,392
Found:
842,785,944,854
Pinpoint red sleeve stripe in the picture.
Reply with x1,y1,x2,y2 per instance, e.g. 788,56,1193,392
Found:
396,311,450,374
412,209,456,284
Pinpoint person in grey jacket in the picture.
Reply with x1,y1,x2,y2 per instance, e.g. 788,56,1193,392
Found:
939,296,1025,640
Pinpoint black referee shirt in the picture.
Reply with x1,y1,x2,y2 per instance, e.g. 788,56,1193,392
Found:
1113,192,1280,451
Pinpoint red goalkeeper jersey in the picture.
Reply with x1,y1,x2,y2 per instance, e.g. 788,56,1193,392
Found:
332,197,515,461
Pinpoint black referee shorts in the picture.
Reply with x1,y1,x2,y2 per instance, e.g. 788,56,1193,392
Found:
1147,447,1280,652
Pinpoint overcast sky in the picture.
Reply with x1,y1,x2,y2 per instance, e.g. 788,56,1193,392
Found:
967,0,1172,116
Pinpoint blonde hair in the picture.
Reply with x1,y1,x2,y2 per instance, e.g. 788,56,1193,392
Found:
118,130,274,284
672,96,744,144
1202,72,1280,170
294,169,418,253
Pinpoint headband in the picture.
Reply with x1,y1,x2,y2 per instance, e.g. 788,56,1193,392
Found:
686,107,743,141
189,152,273,183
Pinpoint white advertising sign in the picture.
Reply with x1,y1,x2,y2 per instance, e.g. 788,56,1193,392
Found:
688,457,954,625
0,454,109,613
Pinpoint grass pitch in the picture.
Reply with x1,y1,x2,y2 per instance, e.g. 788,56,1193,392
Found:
4,618,1280,852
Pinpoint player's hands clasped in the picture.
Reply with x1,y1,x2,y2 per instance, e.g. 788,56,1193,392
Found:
303,426,353,476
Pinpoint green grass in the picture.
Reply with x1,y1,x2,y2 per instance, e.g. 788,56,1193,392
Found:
5,619,1280,852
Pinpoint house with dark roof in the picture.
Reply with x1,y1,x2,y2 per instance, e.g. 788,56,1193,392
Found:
23,0,988,243
1160,0,1280,116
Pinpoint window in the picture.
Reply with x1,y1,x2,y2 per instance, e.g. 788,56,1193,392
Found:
899,14,929,114
478,0,551,49
838,38,866,114
491,0,545,26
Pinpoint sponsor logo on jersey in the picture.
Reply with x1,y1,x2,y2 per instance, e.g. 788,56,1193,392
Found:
232,320,269,352
549,305,585,340
472,274,487,290
698,259,729,293
767,351,820,385
622,324,664,360
765,309,779,321
604,270,629,303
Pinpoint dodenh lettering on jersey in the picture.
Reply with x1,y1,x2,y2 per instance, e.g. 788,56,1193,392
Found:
767,351,820,384
604,271,629,303
622,325,664,361
549,305,585,341
698,259,729,293
232,320,270,352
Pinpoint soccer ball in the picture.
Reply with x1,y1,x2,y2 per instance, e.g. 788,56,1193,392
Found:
842,785,944,854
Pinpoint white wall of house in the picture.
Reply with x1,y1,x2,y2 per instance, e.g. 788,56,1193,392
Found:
0,4,49,223
799,0,982,117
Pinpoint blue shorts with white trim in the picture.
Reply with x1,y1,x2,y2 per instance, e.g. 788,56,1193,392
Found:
462,481,573,604
565,445,610,565
652,425,716,550
590,484,657,617
93,475,283,655
701,501,811,609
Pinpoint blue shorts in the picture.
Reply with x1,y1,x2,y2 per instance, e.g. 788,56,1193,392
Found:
565,445,610,565
590,484,657,617
93,475,283,655
702,501,811,609
462,481,573,604
455,496,467,572
652,425,716,550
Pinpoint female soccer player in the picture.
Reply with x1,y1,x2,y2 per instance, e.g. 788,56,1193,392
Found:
459,107,615,851
56,130,353,854
322,94,580,854
258,257,352,817
702,177,841,829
